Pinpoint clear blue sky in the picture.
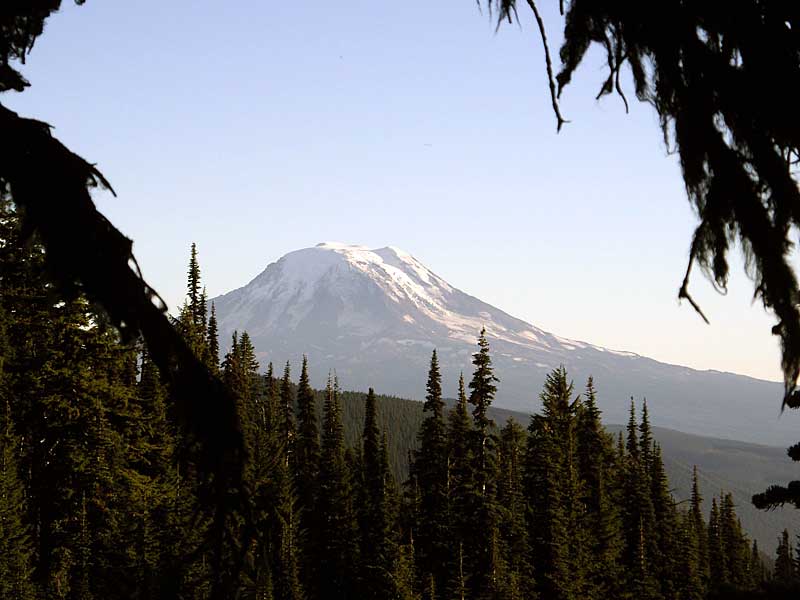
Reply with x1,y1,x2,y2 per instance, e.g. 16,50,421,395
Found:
6,0,788,381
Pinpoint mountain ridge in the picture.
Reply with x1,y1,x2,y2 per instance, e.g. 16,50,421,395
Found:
213,242,798,446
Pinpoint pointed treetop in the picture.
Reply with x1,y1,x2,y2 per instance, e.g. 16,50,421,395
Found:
363,388,380,468
187,242,202,324
691,465,703,512
584,375,598,411
423,349,444,418
626,399,639,460
207,302,219,369
282,360,292,384
449,372,472,440
300,354,309,381
199,287,208,331
639,399,653,466
468,328,498,429
539,366,574,416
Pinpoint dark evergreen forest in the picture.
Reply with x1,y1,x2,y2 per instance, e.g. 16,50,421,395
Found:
1,201,799,599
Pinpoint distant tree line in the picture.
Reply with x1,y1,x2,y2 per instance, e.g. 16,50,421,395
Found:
0,208,793,598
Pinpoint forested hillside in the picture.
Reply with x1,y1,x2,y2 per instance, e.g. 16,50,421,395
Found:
1,207,799,598
327,389,800,555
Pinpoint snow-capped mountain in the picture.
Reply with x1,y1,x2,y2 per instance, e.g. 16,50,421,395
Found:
213,243,797,445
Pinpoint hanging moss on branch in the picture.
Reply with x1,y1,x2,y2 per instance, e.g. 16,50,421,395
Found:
484,0,800,510
487,0,800,403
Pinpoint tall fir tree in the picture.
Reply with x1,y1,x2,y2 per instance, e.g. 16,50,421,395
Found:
674,511,704,600
207,302,220,372
689,465,710,594
774,529,795,584
749,540,765,589
446,373,473,600
497,418,534,600
719,492,750,590
707,497,726,591
412,350,450,597
465,329,504,600
649,443,679,599
575,377,623,599
177,243,209,358
525,367,588,600
359,390,398,600
187,242,202,326
280,362,296,470
316,376,359,599
270,364,303,600
293,357,320,598
620,401,660,600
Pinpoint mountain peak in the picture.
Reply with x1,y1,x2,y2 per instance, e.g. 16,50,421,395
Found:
212,244,793,446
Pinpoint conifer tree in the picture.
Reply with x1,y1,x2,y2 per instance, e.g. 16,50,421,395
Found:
294,357,320,597
177,243,209,357
525,367,587,600
266,363,303,600
271,467,303,600
774,529,795,584
626,400,640,462
207,302,220,372
719,493,749,589
412,350,450,595
708,497,726,590
380,431,404,596
465,330,504,600
199,287,208,334
128,351,196,599
358,388,380,592
316,376,359,599
749,540,764,589
690,466,710,593
295,357,319,501
575,378,623,599
649,443,679,599
280,362,295,469
620,401,660,599
187,242,202,326
674,512,704,600
497,418,534,599
468,330,498,469
446,373,473,600
639,401,654,473
359,391,397,600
